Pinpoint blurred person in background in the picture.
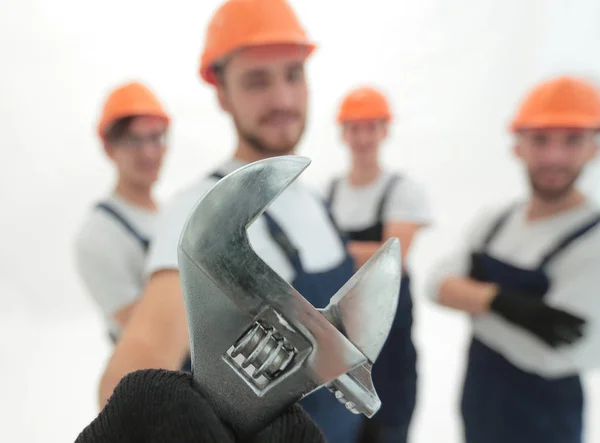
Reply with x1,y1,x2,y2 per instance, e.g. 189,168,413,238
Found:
94,1,365,442
74,81,173,351
425,76,600,443
326,86,432,443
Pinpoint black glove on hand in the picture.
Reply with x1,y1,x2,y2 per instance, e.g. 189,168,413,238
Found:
75,369,325,443
490,287,587,348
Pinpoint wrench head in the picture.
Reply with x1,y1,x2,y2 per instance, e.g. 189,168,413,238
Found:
177,155,401,436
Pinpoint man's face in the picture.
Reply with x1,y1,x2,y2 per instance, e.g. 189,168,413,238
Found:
217,44,309,156
342,119,388,164
514,128,598,201
105,116,168,188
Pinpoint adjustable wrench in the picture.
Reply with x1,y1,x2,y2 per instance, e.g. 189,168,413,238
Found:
178,155,402,437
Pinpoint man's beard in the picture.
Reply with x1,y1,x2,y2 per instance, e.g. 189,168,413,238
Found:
232,113,305,156
529,169,581,202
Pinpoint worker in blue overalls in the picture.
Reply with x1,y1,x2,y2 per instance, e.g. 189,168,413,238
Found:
75,82,194,373
425,75,600,443
326,86,433,443
75,81,170,345
95,1,363,441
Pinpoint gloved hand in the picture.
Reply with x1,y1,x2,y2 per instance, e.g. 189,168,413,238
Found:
490,287,587,348
75,369,325,443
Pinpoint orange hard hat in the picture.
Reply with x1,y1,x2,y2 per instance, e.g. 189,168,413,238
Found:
337,87,392,123
199,0,316,85
97,82,170,139
510,76,600,132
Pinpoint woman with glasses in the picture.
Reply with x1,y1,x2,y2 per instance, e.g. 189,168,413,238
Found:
74,81,172,353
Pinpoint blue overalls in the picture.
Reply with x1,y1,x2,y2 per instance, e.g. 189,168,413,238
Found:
210,172,363,443
462,206,600,443
95,202,193,372
327,175,418,443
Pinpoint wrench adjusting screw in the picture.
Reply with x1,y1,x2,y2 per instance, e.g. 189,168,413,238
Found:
227,321,297,389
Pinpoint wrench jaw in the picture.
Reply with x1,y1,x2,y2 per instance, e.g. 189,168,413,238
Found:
177,156,402,436
320,238,402,417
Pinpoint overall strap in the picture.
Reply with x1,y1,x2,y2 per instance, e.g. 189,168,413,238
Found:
481,204,518,249
95,202,150,252
209,171,302,269
539,213,600,268
375,174,402,222
327,210,348,245
262,207,349,274
326,178,341,209
262,212,303,270
318,178,346,244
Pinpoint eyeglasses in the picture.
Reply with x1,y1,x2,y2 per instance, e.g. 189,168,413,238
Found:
116,132,167,149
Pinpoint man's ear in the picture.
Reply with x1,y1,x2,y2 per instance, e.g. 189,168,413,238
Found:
340,123,349,146
589,134,599,160
513,143,522,159
103,141,115,160
216,85,231,114
512,132,524,160
381,120,389,139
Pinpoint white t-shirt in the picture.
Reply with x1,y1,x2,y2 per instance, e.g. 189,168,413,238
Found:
327,171,433,232
75,194,158,337
146,159,347,285
425,198,600,376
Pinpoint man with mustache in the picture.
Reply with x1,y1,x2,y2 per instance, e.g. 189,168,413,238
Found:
425,76,600,443
94,1,363,442
75,81,170,345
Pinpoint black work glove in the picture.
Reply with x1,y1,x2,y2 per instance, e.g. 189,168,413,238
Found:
490,287,587,348
75,369,325,443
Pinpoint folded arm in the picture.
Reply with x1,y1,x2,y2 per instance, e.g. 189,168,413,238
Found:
436,276,498,315
347,221,426,270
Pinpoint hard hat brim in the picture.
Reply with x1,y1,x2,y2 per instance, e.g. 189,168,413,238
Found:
200,36,317,85
98,110,170,140
510,113,600,132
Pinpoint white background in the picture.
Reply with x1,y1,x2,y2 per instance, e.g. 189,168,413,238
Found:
1,0,600,441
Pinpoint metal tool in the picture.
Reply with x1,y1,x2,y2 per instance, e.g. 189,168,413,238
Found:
178,155,402,437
